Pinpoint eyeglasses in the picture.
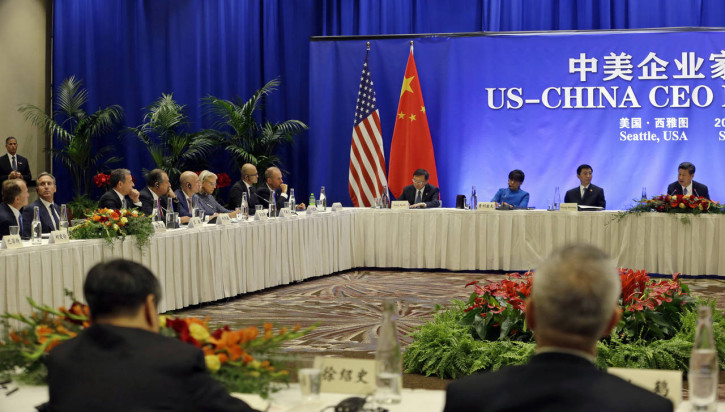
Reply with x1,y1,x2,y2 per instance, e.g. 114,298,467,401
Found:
412,179,426,185
204,181,217,187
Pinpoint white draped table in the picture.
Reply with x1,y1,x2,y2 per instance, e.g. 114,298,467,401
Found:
2,208,724,316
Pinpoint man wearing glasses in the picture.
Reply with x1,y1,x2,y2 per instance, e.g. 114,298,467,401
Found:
398,169,440,208
227,163,259,213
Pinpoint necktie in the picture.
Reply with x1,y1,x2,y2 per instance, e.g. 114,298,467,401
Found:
50,204,60,230
683,187,688,195
415,190,422,204
17,213,23,234
121,198,127,210
581,186,587,199
187,196,193,213
11,156,17,171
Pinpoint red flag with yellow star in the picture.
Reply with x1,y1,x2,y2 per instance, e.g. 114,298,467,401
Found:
388,46,438,199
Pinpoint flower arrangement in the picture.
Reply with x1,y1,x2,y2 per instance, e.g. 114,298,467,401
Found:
1,295,314,398
216,172,232,189
404,269,724,379
93,172,111,190
618,195,725,221
69,208,154,249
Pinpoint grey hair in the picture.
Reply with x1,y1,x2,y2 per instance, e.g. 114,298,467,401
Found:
531,244,620,338
198,170,217,184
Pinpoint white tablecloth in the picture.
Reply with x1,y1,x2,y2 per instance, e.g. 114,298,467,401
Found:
2,208,724,317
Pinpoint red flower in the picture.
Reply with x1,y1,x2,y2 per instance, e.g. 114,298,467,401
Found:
216,172,231,188
93,173,110,188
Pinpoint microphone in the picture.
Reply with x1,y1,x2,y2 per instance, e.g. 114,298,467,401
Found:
694,188,699,197
670,187,678,196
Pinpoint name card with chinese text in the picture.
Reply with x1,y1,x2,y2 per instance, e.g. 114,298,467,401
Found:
48,230,70,244
316,357,377,395
188,217,203,228
1,235,23,249
477,202,496,210
331,202,343,212
391,201,409,210
307,206,318,215
608,367,681,407
152,221,166,233
216,214,232,225
559,203,578,212
279,208,292,218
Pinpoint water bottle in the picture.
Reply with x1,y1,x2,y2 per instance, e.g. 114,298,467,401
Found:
689,306,718,410
269,192,276,217
471,186,478,210
374,299,402,404
309,193,316,209
319,186,327,211
641,187,647,201
167,197,173,215
554,186,561,210
166,197,175,229
241,192,249,219
59,204,69,231
191,195,200,219
381,185,390,209
289,188,296,212
31,206,42,245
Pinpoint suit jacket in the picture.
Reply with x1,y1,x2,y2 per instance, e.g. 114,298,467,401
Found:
443,352,672,412
0,202,22,238
175,189,197,217
256,185,287,214
139,186,173,217
667,180,709,199
21,198,60,238
563,184,606,208
46,324,254,412
0,153,32,185
227,181,258,214
398,183,440,208
98,190,136,210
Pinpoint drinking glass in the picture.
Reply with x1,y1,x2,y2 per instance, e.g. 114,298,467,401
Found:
9,226,19,236
297,358,321,400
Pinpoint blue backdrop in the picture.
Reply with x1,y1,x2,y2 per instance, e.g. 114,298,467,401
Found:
51,0,725,206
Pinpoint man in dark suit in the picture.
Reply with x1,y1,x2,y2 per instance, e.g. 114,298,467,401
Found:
21,172,62,237
667,161,709,199
563,164,606,209
443,245,672,412
98,168,141,210
257,166,290,214
138,169,177,217
175,171,200,223
227,163,259,214
398,168,440,208
0,178,30,238
46,259,255,412
0,136,32,185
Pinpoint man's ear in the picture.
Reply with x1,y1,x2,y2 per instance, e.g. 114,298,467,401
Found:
601,307,622,338
143,294,159,333
525,299,536,331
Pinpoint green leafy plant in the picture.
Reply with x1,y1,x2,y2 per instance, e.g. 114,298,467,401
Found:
128,93,215,185
205,79,308,173
66,194,98,221
69,208,154,250
461,273,532,341
18,76,123,199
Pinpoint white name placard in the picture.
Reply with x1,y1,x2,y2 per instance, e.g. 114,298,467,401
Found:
315,357,377,395
559,203,578,212
49,230,70,244
1,234,23,249
307,206,318,215
216,214,232,225
331,202,343,212
279,208,292,218
608,367,681,407
255,209,269,221
477,202,496,210
391,201,409,210
188,217,203,228
152,221,166,233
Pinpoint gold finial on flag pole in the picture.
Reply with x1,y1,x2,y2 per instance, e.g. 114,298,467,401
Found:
367,42,370,50
410,40,414,54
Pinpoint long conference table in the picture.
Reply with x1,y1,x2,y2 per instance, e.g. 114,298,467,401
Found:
2,208,725,316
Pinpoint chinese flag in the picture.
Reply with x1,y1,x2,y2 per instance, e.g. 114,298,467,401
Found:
388,47,438,199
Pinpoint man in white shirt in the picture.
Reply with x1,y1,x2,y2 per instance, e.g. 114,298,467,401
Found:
227,163,260,213
399,168,440,208
0,178,30,237
0,136,32,185
563,164,606,209
138,169,176,217
667,161,710,199
175,171,201,222
22,172,62,237
98,168,141,210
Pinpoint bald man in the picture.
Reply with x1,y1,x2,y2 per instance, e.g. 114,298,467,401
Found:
227,163,259,214
174,171,200,223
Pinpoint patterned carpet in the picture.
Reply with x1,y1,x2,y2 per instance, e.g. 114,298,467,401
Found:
176,270,725,393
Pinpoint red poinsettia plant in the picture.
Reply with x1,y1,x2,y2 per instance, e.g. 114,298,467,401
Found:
461,268,695,344
216,172,232,189
93,172,111,189
629,194,725,215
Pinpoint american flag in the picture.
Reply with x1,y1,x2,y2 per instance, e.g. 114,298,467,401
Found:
349,48,387,207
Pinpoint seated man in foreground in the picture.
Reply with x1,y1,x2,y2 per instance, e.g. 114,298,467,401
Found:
46,259,255,412
398,168,440,208
564,164,606,209
667,161,709,199
443,244,672,412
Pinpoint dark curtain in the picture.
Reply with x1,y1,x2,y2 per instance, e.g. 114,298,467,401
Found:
52,0,725,203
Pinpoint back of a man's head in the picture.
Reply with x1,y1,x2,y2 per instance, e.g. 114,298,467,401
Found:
531,244,620,343
84,259,162,321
